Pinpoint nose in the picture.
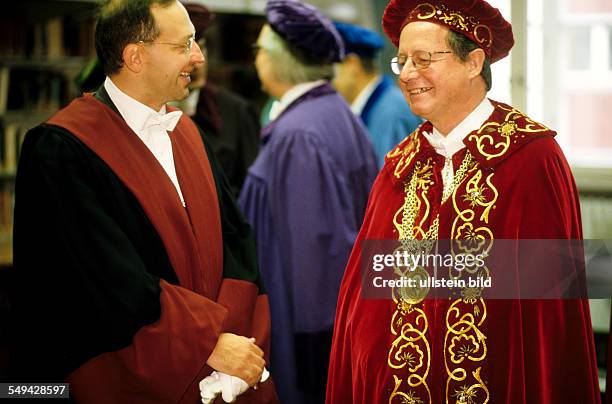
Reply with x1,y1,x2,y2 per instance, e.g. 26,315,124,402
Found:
399,59,419,83
190,40,205,64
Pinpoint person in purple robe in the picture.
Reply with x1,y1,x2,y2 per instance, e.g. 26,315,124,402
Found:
238,1,378,403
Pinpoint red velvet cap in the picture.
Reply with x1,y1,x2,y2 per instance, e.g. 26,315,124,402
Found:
382,0,514,63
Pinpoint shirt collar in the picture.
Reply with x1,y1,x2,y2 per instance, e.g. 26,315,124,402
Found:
351,75,382,115
269,80,327,121
423,97,494,158
104,77,172,134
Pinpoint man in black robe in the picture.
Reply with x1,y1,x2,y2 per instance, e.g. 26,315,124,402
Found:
181,2,261,196
9,1,276,402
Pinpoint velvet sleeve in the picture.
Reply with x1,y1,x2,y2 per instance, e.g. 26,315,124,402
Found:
506,136,599,403
267,131,360,333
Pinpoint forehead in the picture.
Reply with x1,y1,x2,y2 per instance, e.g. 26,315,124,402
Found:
151,1,195,38
398,21,449,53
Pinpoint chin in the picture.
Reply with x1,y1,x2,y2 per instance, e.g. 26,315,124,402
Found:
408,97,434,119
260,83,272,97
174,89,189,102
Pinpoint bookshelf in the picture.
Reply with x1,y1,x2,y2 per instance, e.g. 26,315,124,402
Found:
0,1,98,267
0,5,267,268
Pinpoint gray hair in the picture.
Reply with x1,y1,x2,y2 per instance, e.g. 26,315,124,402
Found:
259,25,335,84
446,30,492,91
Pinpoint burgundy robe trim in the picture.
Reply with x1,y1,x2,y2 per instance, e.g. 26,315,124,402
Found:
48,94,277,403
48,94,223,298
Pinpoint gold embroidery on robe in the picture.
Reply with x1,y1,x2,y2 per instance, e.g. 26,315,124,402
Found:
385,104,539,403
469,103,551,162
444,162,498,403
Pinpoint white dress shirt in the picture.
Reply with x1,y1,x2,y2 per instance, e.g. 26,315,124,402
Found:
104,77,186,206
422,97,494,197
268,80,327,121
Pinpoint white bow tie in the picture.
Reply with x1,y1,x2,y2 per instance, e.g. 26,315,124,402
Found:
142,110,183,132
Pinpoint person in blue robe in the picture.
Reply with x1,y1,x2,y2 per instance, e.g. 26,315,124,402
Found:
334,22,423,167
238,1,378,403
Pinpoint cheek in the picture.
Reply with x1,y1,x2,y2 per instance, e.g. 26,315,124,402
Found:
333,74,346,88
397,83,413,106
255,55,264,73
261,63,274,82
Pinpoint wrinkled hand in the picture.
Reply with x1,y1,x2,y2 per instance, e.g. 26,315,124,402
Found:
206,333,265,386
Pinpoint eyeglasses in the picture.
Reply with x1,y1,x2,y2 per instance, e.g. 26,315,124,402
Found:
390,50,452,74
139,36,196,55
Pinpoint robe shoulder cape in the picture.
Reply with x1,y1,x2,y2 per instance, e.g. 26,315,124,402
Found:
10,92,277,403
326,100,600,404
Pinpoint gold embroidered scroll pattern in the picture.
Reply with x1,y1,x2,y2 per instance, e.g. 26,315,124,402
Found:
392,159,434,241
412,3,492,51
443,164,498,403
388,133,421,180
452,170,497,243
469,104,551,161
388,152,478,403
388,302,431,404
445,299,489,404
389,159,434,404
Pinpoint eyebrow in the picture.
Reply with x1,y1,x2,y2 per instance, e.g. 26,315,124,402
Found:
180,32,195,42
176,26,195,42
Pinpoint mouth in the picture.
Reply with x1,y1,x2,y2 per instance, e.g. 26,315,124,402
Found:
179,72,192,84
408,87,432,95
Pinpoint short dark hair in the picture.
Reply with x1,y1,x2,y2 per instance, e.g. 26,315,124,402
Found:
95,0,174,75
446,30,492,91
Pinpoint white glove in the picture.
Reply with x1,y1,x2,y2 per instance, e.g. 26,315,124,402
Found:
199,368,270,404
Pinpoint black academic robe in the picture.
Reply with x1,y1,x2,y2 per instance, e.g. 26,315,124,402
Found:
191,84,260,195
9,88,277,403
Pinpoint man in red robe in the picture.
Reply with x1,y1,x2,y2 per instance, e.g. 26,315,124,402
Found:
9,1,276,402
326,1,600,403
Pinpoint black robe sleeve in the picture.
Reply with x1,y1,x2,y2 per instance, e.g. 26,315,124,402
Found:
10,125,230,387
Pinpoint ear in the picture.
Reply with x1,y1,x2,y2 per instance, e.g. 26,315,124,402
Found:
344,54,362,72
122,43,143,73
466,48,486,80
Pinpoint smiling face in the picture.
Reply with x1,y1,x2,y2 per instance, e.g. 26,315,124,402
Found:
140,1,204,109
397,22,476,132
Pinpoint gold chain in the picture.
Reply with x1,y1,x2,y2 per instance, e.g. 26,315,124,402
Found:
395,152,475,304
400,151,474,245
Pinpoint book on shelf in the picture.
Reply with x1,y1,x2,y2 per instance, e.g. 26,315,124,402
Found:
46,18,65,59
0,68,8,115
3,124,18,173
5,68,67,112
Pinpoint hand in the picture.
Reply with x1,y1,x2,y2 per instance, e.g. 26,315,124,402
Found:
206,333,265,387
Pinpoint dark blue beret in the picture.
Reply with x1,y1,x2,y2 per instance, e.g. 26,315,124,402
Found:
265,0,344,63
334,22,384,59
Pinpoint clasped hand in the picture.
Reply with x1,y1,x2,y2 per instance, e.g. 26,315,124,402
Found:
206,333,265,386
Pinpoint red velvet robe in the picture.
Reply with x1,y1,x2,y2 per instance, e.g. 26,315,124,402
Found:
40,94,276,403
326,100,600,404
